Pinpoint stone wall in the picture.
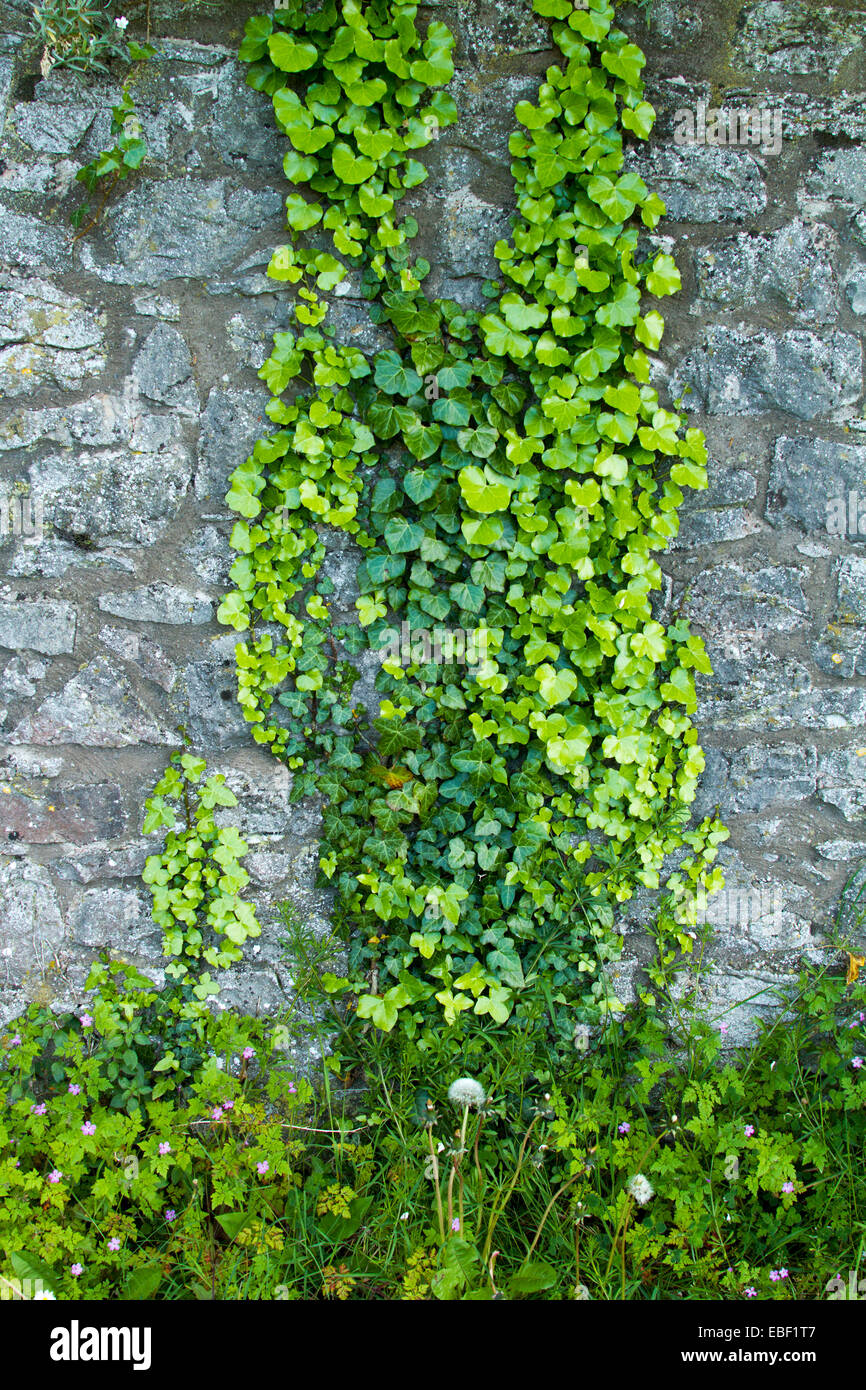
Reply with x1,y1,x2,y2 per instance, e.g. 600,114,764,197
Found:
0,0,864,1048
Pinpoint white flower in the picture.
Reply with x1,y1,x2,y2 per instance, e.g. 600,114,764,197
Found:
574,1283,591,1300
447,1077,486,1109
33,1289,56,1300
115,15,129,28
573,1023,591,1053
627,1173,655,1206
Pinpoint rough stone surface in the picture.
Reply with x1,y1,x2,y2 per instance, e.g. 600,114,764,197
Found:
0,0,864,1044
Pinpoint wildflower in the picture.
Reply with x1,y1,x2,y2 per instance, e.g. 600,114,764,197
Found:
778,1268,789,1279
853,1057,864,1069
165,1209,176,1223
115,15,128,28
781,1181,795,1194
81,1121,96,1136
574,1283,591,1300
80,1014,93,1028
158,1142,171,1156
769,1270,781,1282
447,1077,486,1109
626,1173,655,1206
107,1238,121,1253
221,1100,234,1111
47,1170,62,1184
744,1124,755,1137
70,1264,83,1277
719,1022,729,1036
744,1287,757,1298
9,1034,21,1046
257,1160,269,1175
618,1122,630,1134
288,1082,297,1094
68,1083,81,1095
573,1023,591,1053
33,1290,56,1300
399,1212,409,1221
30,1102,47,1116
242,1047,255,1060
451,1217,460,1232
212,1106,224,1120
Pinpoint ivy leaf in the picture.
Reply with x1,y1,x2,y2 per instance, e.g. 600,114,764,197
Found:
332,141,378,184
457,425,498,459
374,351,423,397
268,33,319,72
458,465,513,513
384,517,426,553
646,253,682,297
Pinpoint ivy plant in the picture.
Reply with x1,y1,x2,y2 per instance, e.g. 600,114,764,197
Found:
218,0,727,1061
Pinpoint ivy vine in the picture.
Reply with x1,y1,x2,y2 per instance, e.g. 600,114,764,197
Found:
217,0,728,1058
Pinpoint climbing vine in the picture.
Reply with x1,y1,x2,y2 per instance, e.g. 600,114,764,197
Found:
217,0,728,1058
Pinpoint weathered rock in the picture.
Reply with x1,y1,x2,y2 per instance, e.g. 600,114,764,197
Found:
732,1,866,77
132,322,198,416
0,782,124,844
767,436,866,537
97,582,213,626
627,145,766,221
0,598,75,655
836,556,866,624
10,656,179,748
818,747,866,821
29,431,191,548
0,858,64,993
80,177,283,286
692,221,838,322
670,327,862,420
684,561,809,632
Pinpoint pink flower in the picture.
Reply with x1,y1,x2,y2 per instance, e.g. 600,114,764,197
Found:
107,1238,120,1252
618,1122,630,1134
744,1287,757,1297
288,1083,297,1094
68,1083,81,1095
243,1047,255,1060
81,1120,96,1136
744,1125,755,1137
769,1270,781,1282
778,1268,789,1279
30,1102,47,1116
221,1100,234,1111
256,1160,269,1175
853,1057,864,1069
451,1217,460,1232
781,1181,795,1194
719,1023,729,1036
212,1106,224,1121
158,1141,171,1156
79,1014,93,1029
70,1263,83,1277
9,1034,21,1047
47,1169,62,1184
165,1209,176,1222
